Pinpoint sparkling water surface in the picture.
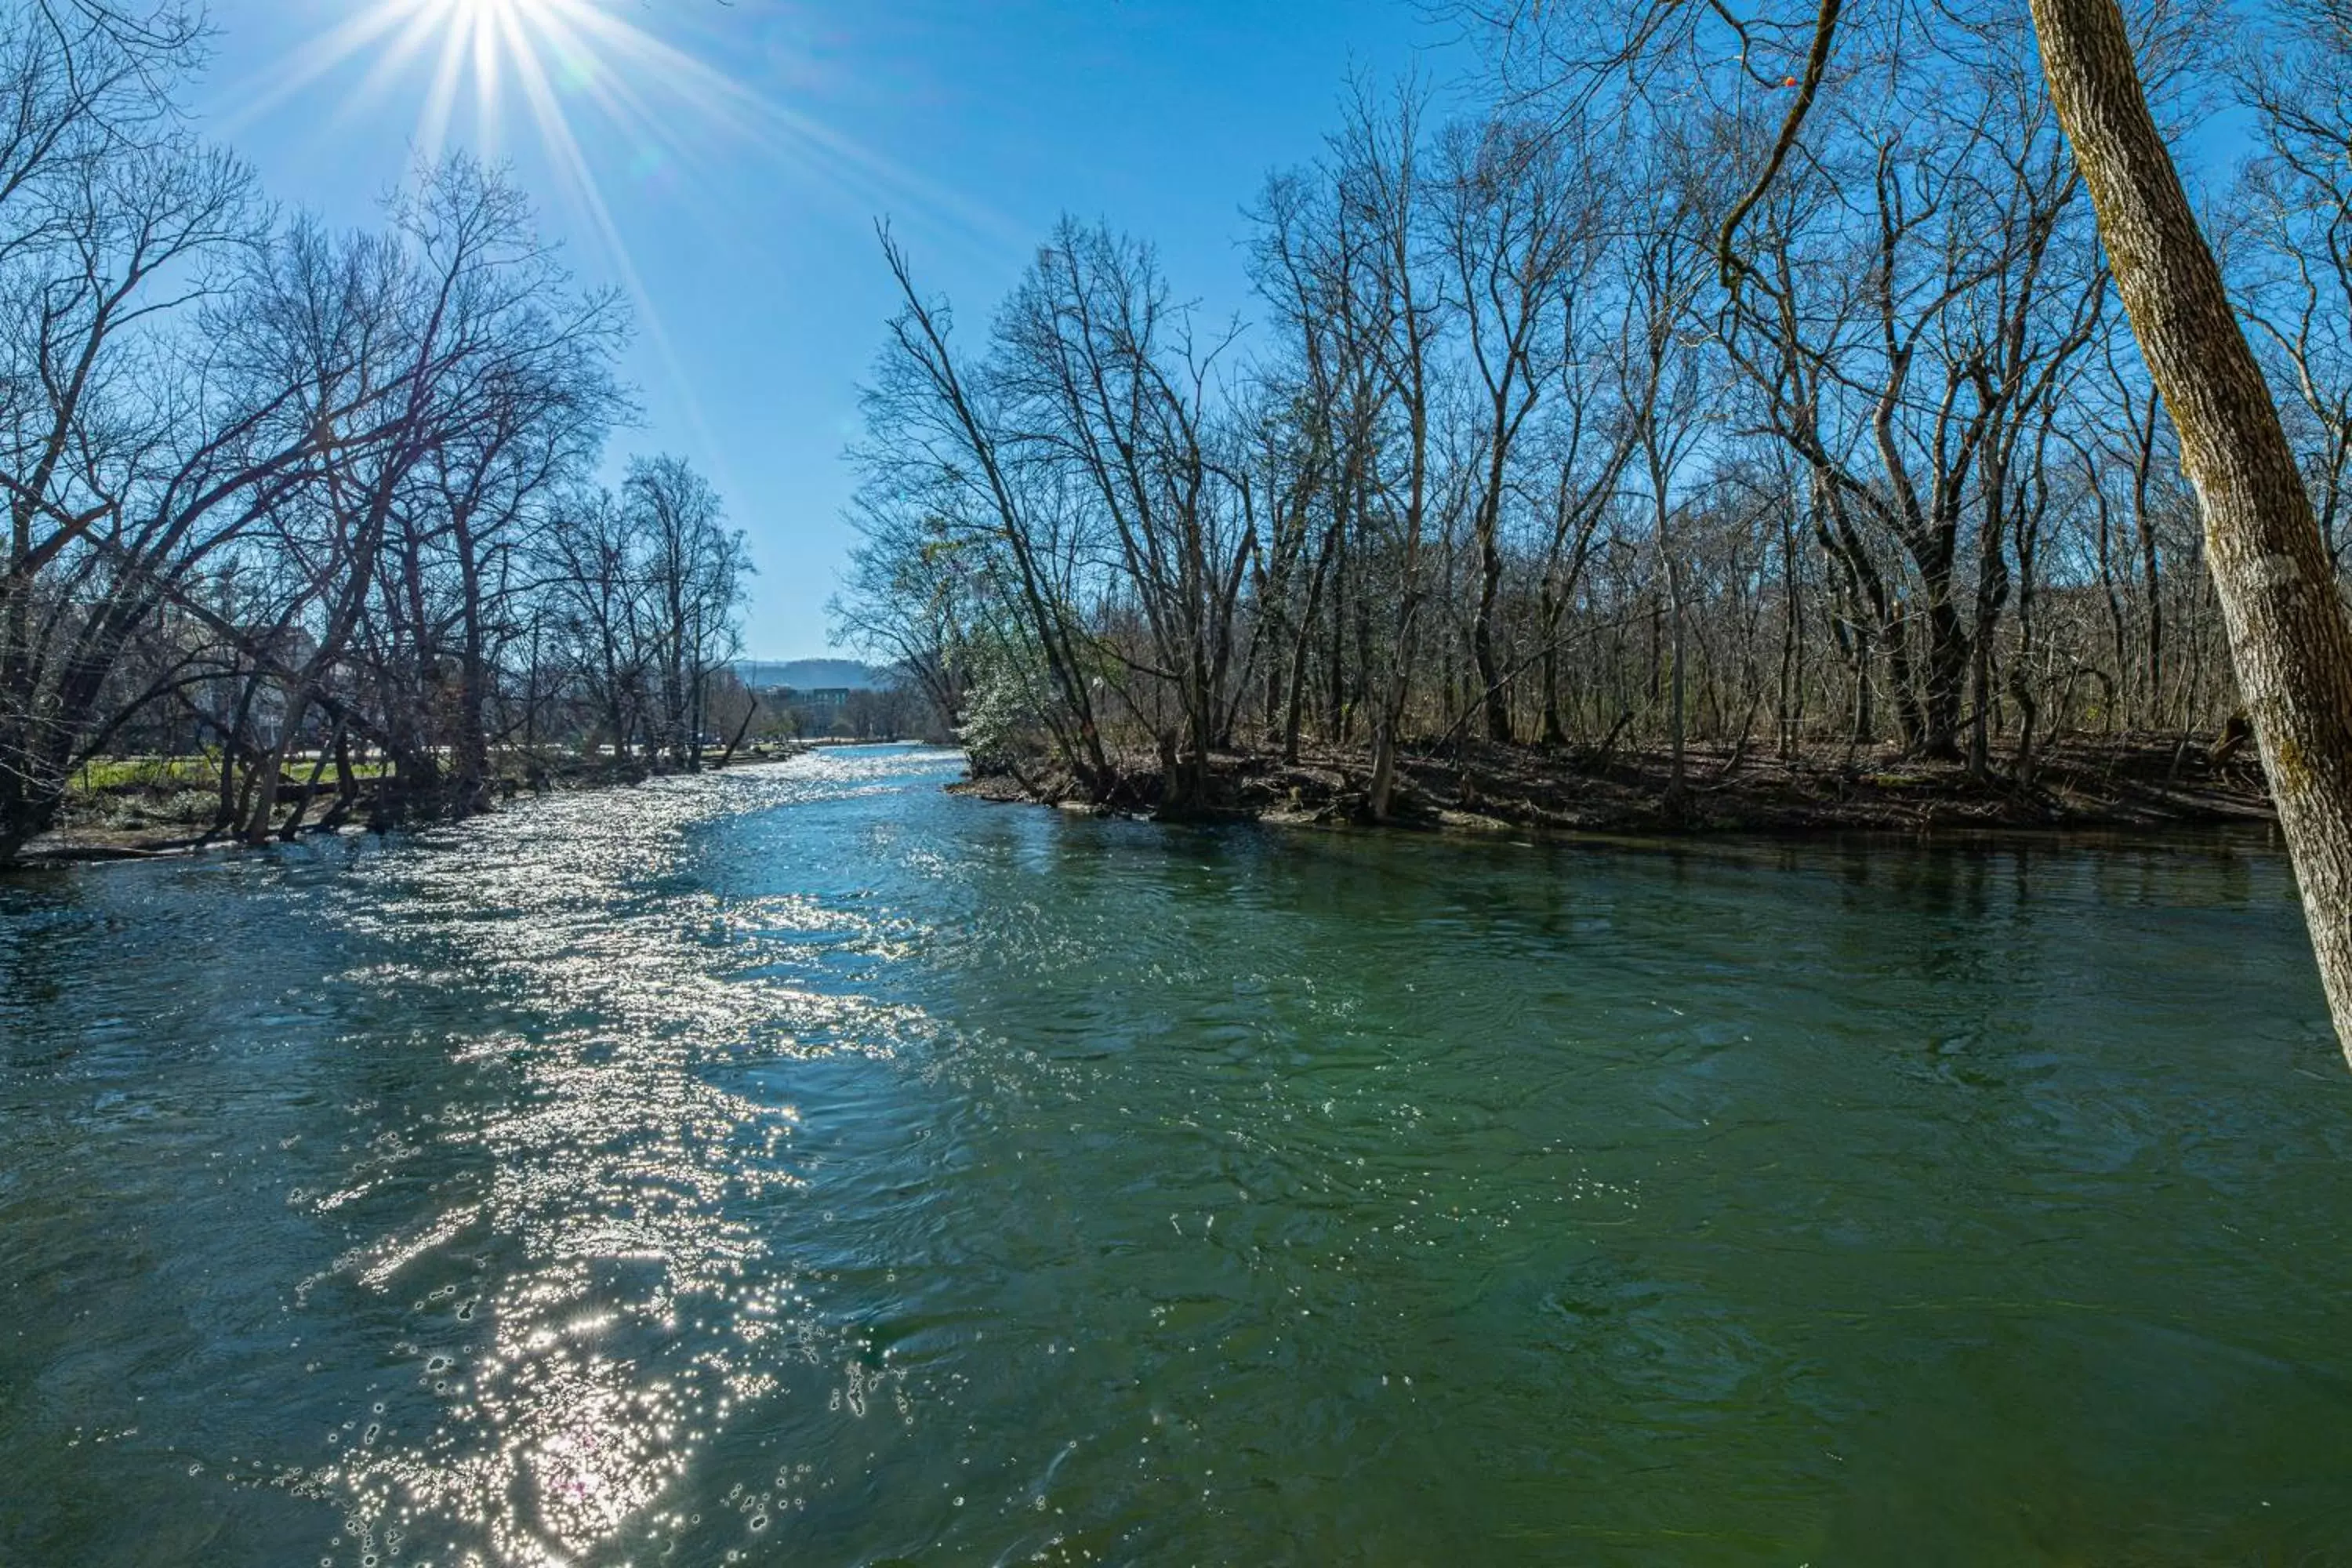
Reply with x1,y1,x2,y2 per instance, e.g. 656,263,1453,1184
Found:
2,743,2347,1566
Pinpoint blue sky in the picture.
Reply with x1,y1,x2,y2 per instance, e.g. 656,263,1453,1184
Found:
192,0,1468,659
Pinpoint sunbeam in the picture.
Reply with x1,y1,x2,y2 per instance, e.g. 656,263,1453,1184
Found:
221,0,1020,251
225,0,1025,308
207,0,1028,524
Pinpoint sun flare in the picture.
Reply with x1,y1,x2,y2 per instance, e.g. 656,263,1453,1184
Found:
218,0,1022,468
228,0,720,177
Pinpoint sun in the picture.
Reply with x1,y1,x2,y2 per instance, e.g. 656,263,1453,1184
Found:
223,0,681,171
222,0,1018,265
432,0,561,131
217,0,1027,470
389,0,604,164
216,0,760,310
446,0,551,18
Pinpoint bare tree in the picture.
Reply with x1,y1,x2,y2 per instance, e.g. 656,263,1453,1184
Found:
626,455,748,770
996,220,1254,812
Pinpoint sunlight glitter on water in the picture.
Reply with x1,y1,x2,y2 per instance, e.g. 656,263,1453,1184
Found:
295,751,949,1566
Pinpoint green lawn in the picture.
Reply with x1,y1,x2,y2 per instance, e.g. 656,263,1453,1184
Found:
67,755,390,798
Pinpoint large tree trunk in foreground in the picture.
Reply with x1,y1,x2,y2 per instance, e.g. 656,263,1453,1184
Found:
2031,0,2352,1059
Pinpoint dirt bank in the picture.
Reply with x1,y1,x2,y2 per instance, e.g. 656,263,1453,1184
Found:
950,734,2278,838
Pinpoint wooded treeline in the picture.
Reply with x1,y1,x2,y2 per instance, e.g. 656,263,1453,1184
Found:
837,0,2350,819
0,2,751,863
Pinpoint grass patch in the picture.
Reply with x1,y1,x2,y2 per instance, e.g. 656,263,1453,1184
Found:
66,754,390,798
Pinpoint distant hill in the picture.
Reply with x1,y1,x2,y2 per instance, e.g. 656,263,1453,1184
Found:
735,659,884,691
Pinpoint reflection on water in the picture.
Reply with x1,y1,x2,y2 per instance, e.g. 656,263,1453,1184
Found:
307,771,889,1566
293,756,956,1567
3,745,2352,1566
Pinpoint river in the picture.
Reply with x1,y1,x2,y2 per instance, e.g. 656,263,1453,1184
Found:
2,743,2348,1565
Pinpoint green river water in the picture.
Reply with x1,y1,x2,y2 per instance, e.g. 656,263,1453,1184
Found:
2,743,2349,1566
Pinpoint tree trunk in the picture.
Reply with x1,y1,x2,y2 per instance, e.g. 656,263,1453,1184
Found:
1474,503,1510,743
2031,0,2352,1057
321,726,358,830
1283,533,1332,764
1541,584,1568,746
280,720,342,843
1664,549,1689,821
450,509,492,816
713,695,759,770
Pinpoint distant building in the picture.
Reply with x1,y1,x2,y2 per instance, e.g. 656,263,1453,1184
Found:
735,659,880,691
786,687,851,715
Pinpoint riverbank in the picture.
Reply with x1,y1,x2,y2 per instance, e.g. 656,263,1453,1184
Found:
12,741,818,866
952,734,2278,837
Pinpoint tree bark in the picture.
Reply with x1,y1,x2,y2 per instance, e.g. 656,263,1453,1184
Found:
449,506,493,815
2031,0,2352,1057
